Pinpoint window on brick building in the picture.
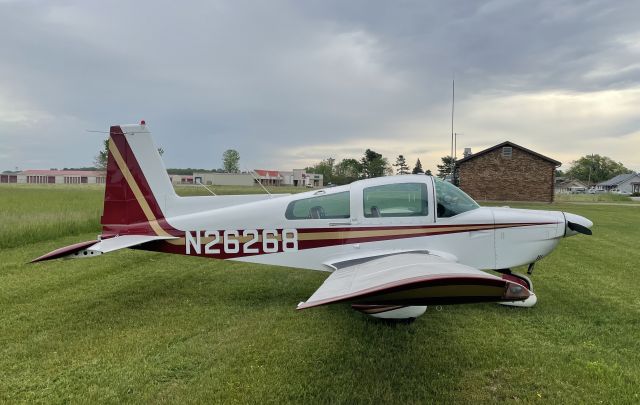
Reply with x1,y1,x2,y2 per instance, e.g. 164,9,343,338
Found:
502,146,513,158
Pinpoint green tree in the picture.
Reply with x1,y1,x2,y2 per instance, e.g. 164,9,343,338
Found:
565,155,631,184
425,169,433,176
412,158,424,174
306,158,335,184
361,149,391,178
94,139,109,170
436,156,458,184
333,158,362,185
222,149,240,173
394,155,410,175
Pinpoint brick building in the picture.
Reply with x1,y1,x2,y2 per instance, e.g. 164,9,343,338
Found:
456,141,561,202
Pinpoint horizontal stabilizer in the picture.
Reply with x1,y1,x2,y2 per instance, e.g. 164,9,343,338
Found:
31,235,177,263
31,240,99,263
297,253,530,309
89,235,176,253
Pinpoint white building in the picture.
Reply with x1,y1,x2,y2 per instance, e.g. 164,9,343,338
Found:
596,173,640,194
192,172,256,187
554,178,588,194
1,170,106,184
280,169,323,187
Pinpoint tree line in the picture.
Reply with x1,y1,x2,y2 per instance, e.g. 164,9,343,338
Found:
305,150,440,185
94,139,633,186
559,154,632,184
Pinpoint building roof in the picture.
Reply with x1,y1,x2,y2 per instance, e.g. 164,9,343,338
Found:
456,141,561,167
596,172,639,186
254,169,281,177
19,169,105,176
555,178,587,188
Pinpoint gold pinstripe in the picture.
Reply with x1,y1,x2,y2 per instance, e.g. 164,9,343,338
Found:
297,224,503,241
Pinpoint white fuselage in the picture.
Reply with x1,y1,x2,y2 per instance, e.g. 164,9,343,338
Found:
155,175,573,273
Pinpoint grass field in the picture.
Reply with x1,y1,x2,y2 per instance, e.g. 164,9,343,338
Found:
1,185,639,403
554,193,638,203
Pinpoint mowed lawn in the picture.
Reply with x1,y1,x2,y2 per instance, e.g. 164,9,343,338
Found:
0,185,638,403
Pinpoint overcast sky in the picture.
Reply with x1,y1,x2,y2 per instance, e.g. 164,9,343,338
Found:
1,0,639,173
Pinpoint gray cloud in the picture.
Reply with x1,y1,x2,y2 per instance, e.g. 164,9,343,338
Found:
1,0,639,173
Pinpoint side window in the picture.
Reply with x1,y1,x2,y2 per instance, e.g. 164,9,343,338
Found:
434,178,479,218
363,183,429,218
285,192,350,220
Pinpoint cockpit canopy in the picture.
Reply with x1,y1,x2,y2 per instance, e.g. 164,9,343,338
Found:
283,176,479,220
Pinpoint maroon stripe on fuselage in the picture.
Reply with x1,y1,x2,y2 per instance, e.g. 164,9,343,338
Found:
132,222,558,260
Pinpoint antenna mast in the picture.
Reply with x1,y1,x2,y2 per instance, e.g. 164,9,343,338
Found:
451,79,455,158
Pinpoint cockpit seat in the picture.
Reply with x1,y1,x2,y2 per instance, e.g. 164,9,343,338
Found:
370,206,381,217
309,206,326,219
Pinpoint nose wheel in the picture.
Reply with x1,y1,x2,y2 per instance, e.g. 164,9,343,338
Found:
497,269,538,308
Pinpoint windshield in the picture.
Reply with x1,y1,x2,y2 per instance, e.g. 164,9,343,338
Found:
434,178,479,218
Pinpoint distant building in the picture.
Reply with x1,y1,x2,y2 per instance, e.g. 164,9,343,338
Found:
169,174,194,185
457,141,561,202
554,178,588,194
254,170,284,187
0,173,17,183
3,167,324,189
260,169,323,187
281,169,323,187
192,172,255,187
596,172,640,194
1,170,106,184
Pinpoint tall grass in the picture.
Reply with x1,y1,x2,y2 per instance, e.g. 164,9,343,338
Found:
0,185,104,249
554,193,636,203
0,184,308,249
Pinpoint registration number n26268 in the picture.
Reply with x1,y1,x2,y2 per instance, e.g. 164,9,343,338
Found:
184,229,298,255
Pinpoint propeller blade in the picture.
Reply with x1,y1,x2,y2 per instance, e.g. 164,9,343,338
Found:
568,221,592,235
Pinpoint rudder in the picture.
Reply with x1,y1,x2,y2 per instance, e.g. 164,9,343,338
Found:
101,123,179,237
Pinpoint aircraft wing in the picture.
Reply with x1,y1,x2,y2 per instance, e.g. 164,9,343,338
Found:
297,253,530,309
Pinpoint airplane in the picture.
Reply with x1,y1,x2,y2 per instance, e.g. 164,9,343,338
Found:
32,122,593,321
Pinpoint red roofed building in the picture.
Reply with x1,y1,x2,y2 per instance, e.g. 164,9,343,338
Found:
254,169,283,186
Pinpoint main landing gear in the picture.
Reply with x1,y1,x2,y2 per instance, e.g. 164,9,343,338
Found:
496,268,537,308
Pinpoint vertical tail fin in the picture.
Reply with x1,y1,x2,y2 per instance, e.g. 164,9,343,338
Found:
101,123,179,237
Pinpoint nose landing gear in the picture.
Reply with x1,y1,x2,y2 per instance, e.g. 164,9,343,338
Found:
496,269,538,308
